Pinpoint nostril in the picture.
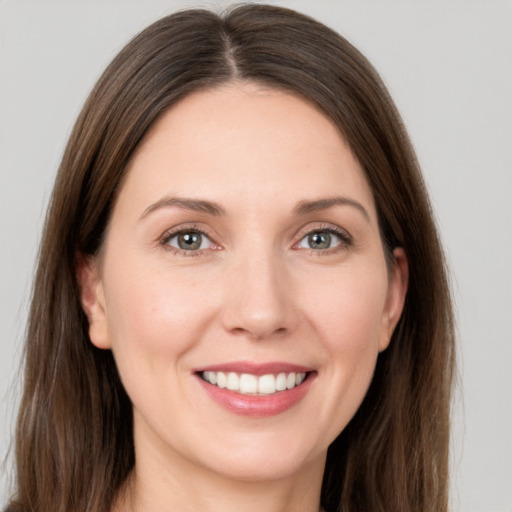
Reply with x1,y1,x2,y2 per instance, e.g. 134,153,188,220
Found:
227,324,288,341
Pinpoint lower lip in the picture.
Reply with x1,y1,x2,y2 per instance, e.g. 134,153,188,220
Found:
196,374,315,417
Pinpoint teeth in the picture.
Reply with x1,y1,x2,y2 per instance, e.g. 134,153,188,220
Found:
216,372,227,389
239,373,258,394
258,374,276,394
201,371,308,395
226,372,239,391
276,372,287,391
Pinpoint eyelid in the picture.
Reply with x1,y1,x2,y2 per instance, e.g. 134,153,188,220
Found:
293,223,353,251
159,223,221,255
157,221,352,256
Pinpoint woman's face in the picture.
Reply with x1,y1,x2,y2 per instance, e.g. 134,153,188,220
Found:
81,83,407,483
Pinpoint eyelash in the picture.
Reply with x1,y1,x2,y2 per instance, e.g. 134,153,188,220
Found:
159,223,352,257
294,224,352,254
160,225,217,257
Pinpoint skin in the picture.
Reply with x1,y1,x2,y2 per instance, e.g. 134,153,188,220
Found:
79,82,408,512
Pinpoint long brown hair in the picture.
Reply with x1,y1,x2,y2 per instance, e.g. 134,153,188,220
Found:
8,5,454,512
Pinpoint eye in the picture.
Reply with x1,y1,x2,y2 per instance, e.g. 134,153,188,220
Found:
297,229,348,250
166,230,213,251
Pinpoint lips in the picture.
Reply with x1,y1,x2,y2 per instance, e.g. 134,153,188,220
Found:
194,362,315,417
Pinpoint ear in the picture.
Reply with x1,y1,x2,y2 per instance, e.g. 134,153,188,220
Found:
379,247,409,352
76,253,111,349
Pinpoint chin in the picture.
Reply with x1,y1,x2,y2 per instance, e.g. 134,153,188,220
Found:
188,429,328,483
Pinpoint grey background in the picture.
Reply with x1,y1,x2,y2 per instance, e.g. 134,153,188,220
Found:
1,1,511,510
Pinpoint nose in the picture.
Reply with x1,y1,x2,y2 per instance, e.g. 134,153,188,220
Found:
221,248,296,341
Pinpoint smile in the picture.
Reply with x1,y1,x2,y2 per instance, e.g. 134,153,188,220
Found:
200,371,307,395
195,363,316,416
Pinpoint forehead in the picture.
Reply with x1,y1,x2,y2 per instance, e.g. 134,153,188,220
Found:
119,82,376,218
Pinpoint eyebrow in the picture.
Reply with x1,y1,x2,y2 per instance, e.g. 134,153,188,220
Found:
140,197,226,219
140,195,370,222
293,196,370,221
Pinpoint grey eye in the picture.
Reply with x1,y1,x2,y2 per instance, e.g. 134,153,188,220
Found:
168,231,211,251
298,231,342,250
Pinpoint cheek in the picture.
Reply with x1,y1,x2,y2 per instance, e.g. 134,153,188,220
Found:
100,262,220,428
302,266,388,426
306,265,388,348
102,261,217,371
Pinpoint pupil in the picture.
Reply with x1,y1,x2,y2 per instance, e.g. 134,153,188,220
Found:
178,232,201,250
309,232,330,249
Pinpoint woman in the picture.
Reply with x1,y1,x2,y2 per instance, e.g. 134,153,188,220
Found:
6,4,454,512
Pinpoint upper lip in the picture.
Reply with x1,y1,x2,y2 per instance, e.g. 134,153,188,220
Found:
193,361,315,376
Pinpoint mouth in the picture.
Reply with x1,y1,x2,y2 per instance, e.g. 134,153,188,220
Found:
198,370,309,396
194,362,316,417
